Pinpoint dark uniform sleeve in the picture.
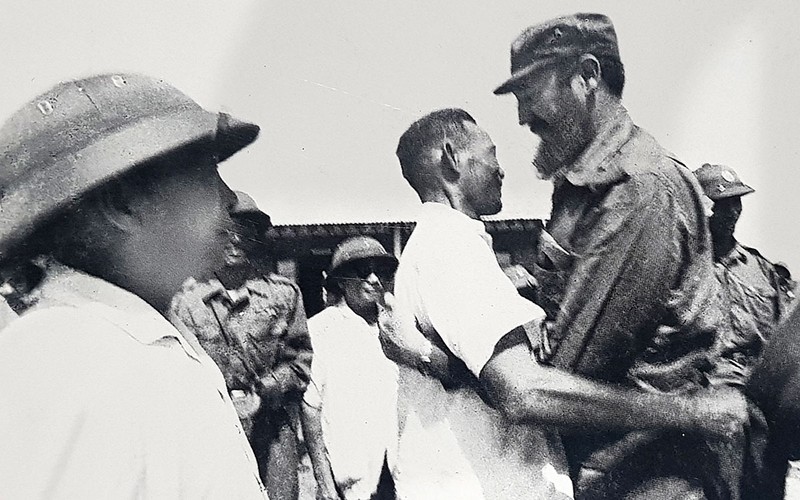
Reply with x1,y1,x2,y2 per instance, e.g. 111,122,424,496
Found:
265,284,313,397
768,260,796,319
542,174,689,382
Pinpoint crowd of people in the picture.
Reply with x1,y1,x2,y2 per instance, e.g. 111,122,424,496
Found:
0,11,797,500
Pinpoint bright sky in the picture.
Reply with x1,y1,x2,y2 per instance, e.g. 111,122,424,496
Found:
2,1,800,269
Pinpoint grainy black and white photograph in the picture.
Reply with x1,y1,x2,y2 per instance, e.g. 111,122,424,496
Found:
1,1,800,499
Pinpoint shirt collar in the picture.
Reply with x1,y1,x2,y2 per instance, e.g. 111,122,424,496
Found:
719,243,749,267
561,108,635,188
34,260,201,360
416,202,493,247
332,302,376,329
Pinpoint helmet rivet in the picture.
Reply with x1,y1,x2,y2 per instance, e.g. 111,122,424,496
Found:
111,75,127,88
36,101,54,116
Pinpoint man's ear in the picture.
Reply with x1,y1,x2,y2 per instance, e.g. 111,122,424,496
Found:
93,180,143,233
440,141,460,180
578,54,601,93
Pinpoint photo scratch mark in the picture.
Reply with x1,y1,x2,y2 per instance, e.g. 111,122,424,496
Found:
299,78,407,113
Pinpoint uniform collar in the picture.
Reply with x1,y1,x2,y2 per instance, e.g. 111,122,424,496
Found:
34,259,201,360
719,242,749,267
561,107,635,189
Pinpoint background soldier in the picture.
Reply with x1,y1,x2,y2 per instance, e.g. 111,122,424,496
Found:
694,163,796,386
694,163,799,499
301,236,399,500
171,191,313,500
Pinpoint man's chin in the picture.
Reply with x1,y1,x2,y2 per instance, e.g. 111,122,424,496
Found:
534,141,580,180
481,202,503,217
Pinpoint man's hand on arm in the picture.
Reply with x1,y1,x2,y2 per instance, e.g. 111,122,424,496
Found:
480,324,749,438
373,290,471,388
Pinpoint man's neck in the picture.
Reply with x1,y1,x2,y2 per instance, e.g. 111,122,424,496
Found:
216,263,259,289
422,193,479,220
713,236,738,262
554,99,631,187
348,306,378,326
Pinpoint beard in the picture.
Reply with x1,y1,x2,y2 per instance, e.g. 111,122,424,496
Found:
532,101,593,180
533,139,575,180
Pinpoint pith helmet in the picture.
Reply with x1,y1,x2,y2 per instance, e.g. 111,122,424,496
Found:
328,236,398,277
231,191,272,229
0,73,259,258
693,163,755,200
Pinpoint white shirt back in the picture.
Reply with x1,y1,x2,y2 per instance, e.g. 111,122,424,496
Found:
392,203,573,500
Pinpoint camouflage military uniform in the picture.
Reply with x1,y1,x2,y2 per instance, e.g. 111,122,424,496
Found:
171,273,313,498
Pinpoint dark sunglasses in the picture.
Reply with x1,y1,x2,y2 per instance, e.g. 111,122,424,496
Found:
341,260,397,280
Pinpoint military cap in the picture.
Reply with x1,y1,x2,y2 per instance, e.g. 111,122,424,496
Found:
494,13,620,95
0,73,259,259
231,191,272,229
328,236,398,278
693,163,755,200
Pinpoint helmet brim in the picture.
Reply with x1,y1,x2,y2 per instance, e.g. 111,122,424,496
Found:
0,108,259,259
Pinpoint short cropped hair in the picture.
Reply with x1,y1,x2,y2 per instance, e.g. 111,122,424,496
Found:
396,108,477,195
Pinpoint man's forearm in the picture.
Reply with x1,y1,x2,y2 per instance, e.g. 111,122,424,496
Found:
299,403,339,498
482,341,744,438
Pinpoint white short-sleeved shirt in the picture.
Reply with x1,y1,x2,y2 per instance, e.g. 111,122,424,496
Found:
392,202,573,500
0,263,268,500
304,303,399,500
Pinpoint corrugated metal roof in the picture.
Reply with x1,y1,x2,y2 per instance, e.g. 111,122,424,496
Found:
266,218,543,238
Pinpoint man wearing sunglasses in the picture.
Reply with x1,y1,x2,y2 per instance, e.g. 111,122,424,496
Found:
301,236,401,500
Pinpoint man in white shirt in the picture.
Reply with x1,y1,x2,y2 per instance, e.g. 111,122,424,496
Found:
302,236,400,500
384,108,749,500
0,73,268,499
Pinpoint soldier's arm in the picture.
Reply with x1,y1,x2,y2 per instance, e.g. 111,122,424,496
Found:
259,286,313,400
480,325,747,438
300,400,340,500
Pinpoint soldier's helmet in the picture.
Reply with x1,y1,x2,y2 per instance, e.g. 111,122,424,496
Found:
693,163,755,201
231,191,272,229
328,236,398,278
0,73,259,259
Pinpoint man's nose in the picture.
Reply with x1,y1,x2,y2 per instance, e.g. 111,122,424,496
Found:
364,272,381,287
517,99,530,125
218,174,237,212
